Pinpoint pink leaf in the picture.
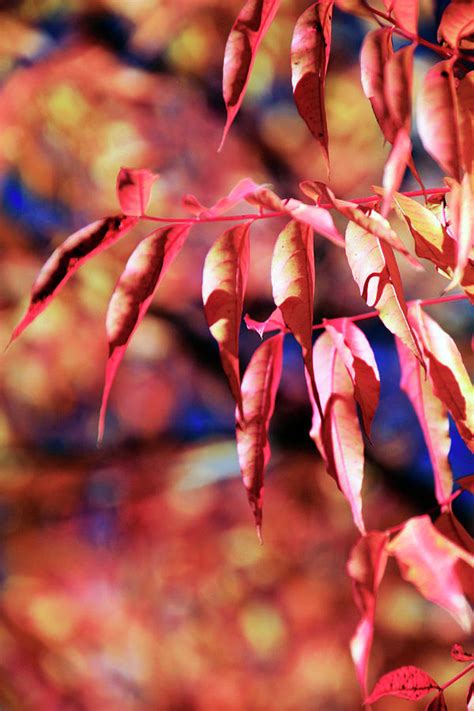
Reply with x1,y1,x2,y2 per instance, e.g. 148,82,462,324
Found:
347,532,389,693
417,61,463,182
383,42,415,134
365,665,439,703
388,515,473,632
408,302,474,451
236,333,284,538
308,182,421,266
202,223,250,419
323,317,380,438
244,307,286,338
184,178,264,218
360,29,397,144
381,129,412,218
438,0,474,49
8,215,138,347
291,1,333,169
307,332,366,533
345,214,423,362
396,336,453,506
383,0,419,35
446,174,473,288
116,167,159,216
98,223,191,443
425,692,448,711
219,0,280,151
451,643,474,662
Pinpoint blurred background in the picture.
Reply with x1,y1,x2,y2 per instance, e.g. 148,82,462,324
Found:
0,0,472,709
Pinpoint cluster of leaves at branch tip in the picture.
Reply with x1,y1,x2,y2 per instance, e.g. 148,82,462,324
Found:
6,0,474,707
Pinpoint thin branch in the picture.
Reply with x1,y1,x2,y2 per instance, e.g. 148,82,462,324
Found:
142,187,450,226
363,3,455,59
440,662,474,691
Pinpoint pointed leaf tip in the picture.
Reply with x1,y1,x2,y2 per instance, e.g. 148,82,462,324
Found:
365,665,439,704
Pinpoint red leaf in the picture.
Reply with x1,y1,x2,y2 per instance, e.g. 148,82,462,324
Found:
457,475,474,494
323,317,380,438
365,665,440,703
393,192,456,274
308,182,421,265
271,219,318,401
244,307,286,338
202,223,250,419
468,682,474,711
383,42,414,134
236,333,283,538
388,515,473,631
8,215,138,347
451,643,474,662
417,61,463,182
219,0,280,151
347,532,389,693
307,332,366,533
435,510,474,555
184,178,263,218
396,337,453,506
408,302,474,451
345,214,423,362
438,0,474,48
445,174,473,287
381,129,412,218
291,1,333,169
116,167,159,216
98,223,191,443
425,692,448,711
360,29,397,144
383,0,419,35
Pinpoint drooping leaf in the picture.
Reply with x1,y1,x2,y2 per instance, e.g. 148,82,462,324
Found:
383,42,415,133
456,70,473,177
438,0,474,49
307,331,366,533
467,683,474,711
417,61,463,182
202,223,250,419
8,215,138,347
381,129,412,218
247,186,344,246
396,337,453,506
244,307,286,338
388,515,473,631
425,692,448,711
446,174,473,287
365,666,440,704
345,216,422,361
219,0,280,151
383,0,419,35
392,192,456,273
98,223,191,443
236,333,284,538
116,167,159,216
290,1,333,169
184,178,263,218
307,182,421,265
271,219,319,406
347,532,389,694
360,28,397,143
323,317,380,438
408,302,474,451
451,643,474,662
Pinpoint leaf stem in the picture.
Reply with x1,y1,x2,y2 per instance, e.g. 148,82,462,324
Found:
440,662,474,691
362,3,454,58
142,187,450,226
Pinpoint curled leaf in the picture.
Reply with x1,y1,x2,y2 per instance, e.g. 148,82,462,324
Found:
203,223,250,419
345,215,422,361
8,215,138,347
388,515,474,632
99,223,191,443
184,178,263,218
116,167,159,216
244,307,286,338
451,643,474,662
365,665,439,704
291,1,333,169
307,332,366,533
219,0,280,150
236,333,284,538
323,317,380,438
396,337,453,506
438,0,474,48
